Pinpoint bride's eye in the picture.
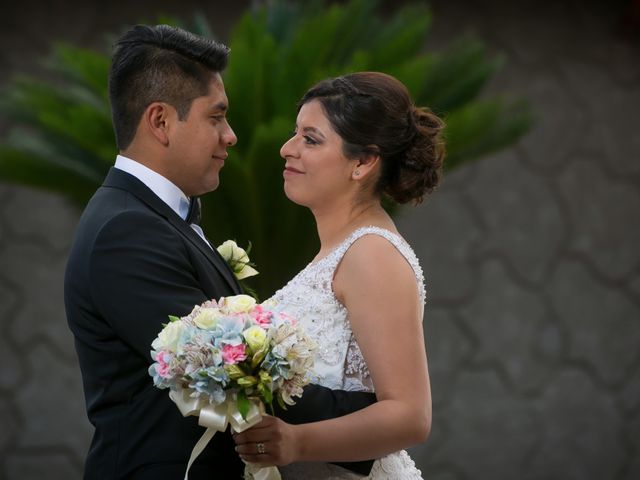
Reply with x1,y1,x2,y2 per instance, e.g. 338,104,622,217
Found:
304,135,319,145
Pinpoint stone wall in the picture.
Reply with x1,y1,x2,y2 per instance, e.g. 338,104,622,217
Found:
1,1,638,479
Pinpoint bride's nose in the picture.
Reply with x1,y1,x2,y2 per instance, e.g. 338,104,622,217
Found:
280,136,297,159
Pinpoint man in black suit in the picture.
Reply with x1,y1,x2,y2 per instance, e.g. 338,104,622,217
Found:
64,24,374,479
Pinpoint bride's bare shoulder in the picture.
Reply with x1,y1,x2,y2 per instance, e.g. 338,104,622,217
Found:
334,232,417,298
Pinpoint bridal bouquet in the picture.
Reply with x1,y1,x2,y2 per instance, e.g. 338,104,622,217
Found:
149,294,317,479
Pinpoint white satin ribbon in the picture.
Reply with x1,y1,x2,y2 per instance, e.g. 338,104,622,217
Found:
169,388,281,480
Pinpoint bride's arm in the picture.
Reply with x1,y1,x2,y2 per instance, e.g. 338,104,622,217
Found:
234,235,432,465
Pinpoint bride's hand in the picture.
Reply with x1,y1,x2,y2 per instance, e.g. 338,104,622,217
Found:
233,415,300,466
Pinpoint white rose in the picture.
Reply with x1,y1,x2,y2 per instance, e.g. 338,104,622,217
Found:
235,263,259,280
193,308,222,329
217,240,245,262
217,240,259,280
223,294,257,313
152,320,185,352
243,325,268,351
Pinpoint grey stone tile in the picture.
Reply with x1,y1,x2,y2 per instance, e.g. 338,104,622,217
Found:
0,279,23,390
465,150,566,285
423,369,539,479
571,3,640,86
398,187,483,304
439,160,481,193
558,158,640,280
0,396,19,452
0,271,25,390
3,187,79,252
14,344,91,458
516,70,589,172
628,271,640,300
618,363,640,415
559,61,640,180
423,308,474,408
0,185,12,249
480,1,583,66
547,259,640,387
604,40,640,86
4,451,81,480
0,243,76,361
623,413,640,480
459,259,558,393
526,368,626,480
0,338,22,391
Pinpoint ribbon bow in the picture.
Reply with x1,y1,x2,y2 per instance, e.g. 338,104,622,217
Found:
169,389,281,480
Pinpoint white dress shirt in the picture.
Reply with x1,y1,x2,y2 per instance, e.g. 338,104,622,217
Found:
114,155,212,248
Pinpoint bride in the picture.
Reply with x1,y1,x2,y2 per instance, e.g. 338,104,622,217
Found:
233,71,444,479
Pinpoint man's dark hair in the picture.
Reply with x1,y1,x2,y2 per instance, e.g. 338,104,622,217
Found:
108,24,230,150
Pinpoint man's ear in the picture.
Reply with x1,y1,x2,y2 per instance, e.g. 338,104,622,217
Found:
144,102,172,146
351,146,381,180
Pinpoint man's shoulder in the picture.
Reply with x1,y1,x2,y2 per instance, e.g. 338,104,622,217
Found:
71,187,174,254
94,203,173,243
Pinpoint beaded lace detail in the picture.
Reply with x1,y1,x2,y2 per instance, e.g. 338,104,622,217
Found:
271,226,425,479
281,450,424,479
270,226,425,392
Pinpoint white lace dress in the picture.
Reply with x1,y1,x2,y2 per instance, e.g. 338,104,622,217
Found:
270,226,425,479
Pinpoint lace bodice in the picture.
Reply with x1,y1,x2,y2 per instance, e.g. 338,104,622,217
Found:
271,226,426,479
269,226,426,393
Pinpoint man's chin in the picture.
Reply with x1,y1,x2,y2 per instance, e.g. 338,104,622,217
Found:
204,177,220,194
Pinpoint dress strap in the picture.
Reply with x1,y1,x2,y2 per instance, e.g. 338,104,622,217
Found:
328,226,426,302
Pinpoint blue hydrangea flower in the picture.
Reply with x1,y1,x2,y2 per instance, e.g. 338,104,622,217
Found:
205,365,230,386
191,373,227,404
178,326,215,353
211,316,244,347
263,351,292,381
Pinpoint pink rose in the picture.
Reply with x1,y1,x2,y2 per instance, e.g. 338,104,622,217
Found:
156,351,172,378
222,344,247,364
250,305,273,328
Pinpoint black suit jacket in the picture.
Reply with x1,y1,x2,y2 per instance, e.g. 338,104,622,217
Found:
65,168,375,479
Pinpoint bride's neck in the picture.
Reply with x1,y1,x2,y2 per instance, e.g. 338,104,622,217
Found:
312,200,391,256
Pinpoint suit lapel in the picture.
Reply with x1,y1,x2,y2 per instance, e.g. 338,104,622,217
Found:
102,168,242,295
164,211,243,294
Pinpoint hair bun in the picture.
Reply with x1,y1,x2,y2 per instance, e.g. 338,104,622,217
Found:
384,106,445,204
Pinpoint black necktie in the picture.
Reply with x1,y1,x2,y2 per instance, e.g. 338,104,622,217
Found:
186,197,201,225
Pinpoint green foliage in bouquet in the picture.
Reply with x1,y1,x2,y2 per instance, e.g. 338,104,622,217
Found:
0,0,532,298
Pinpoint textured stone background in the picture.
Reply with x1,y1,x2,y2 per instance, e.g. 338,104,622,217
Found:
1,1,639,479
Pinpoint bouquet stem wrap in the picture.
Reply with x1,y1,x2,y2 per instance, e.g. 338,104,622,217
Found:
170,388,281,480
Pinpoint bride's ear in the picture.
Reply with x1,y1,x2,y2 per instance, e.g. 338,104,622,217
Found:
351,146,380,181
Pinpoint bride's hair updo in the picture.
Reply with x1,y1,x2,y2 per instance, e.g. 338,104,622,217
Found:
298,72,445,204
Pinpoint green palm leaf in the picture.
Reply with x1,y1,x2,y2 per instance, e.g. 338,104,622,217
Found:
0,0,532,297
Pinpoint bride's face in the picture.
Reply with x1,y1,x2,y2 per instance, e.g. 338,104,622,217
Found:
280,100,357,208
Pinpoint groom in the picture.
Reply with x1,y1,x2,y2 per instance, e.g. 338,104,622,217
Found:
64,24,374,479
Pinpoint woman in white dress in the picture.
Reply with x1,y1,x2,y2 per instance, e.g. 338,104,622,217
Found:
233,72,444,479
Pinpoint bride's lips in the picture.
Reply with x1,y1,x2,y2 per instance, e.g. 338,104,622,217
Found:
212,154,227,163
284,165,304,176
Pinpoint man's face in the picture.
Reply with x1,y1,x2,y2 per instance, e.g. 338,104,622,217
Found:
166,73,237,197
